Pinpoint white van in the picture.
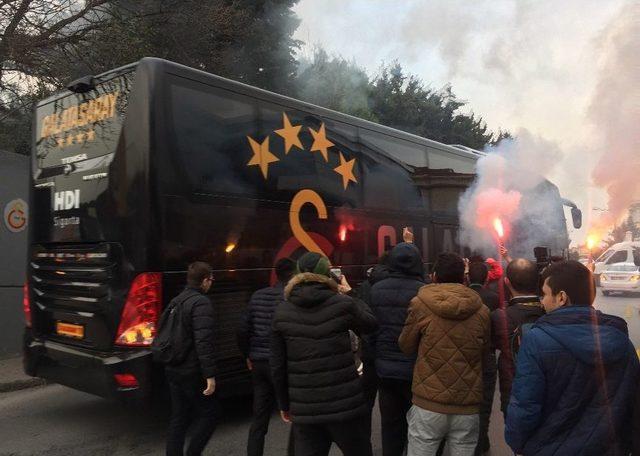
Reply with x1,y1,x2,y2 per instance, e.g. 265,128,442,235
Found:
594,241,640,285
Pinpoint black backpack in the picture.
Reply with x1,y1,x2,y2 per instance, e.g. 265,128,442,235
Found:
151,294,197,365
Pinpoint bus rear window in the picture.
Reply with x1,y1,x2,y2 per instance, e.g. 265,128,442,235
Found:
34,72,133,170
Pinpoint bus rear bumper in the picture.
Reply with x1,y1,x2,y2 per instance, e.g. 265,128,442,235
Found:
23,329,155,402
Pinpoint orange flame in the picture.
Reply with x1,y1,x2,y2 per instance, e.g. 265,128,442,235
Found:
493,218,504,238
587,235,597,250
339,225,347,242
225,243,236,253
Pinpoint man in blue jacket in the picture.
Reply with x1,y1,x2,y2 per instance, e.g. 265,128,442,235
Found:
237,257,295,456
506,260,639,455
370,242,426,456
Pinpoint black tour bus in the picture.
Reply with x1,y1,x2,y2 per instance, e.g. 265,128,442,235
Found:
22,58,558,401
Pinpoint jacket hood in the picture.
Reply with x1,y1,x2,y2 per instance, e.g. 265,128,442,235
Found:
388,243,424,279
284,272,338,308
417,283,483,320
369,264,390,284
536,306,631,365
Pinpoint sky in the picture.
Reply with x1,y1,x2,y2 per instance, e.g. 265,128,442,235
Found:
293,0,639,246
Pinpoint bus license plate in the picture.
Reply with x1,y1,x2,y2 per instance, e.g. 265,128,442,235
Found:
56,322,84,339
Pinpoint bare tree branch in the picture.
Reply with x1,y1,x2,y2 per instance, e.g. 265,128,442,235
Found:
3,0,33,39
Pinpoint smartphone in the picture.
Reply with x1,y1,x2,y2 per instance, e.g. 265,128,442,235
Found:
329,267,343,282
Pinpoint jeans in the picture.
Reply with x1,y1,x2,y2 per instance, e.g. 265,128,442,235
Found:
293,414,373,456
407,405,479,456
378,377,413,456
166,373,217,456
247,360,276,456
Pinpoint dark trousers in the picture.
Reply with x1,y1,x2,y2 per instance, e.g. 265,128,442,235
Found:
166,374,217,456
361,359,379,438
477,352,497,455
378,377,413,456
247,360,276,456
293,414,373,456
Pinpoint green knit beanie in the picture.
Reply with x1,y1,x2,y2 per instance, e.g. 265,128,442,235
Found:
296,252,330,277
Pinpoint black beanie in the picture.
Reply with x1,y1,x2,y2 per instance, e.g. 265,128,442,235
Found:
296,252,331,277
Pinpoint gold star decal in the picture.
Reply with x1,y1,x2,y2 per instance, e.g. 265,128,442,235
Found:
86,129,96,141
275,113,303,154
309,123,334,162
56,138,65,148
247,135,279,179
66,135,74,146
75,132,85,144
334,152,358,190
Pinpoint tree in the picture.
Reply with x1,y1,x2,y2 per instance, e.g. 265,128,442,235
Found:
609,214,640,243
368,63,496,149
296,48,375,120
225,0,301,94
297,57,505,149
0,0,302,154
0,1,117,154
49,0,301,93
491,129,513,146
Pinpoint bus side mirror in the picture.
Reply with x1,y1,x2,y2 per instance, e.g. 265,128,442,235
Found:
571,207,582,229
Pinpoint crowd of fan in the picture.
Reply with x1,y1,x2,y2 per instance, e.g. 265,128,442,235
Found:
157,239,640,456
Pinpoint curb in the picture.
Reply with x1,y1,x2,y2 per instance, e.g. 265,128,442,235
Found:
0,377,47,394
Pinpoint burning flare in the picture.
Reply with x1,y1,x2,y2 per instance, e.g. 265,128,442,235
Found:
493,218,505,239
586,235,597,251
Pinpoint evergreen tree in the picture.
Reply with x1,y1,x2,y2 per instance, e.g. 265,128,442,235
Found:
296,49,375,120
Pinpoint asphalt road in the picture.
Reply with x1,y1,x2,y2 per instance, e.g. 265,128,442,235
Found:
0,383,516,456
1,292,636,456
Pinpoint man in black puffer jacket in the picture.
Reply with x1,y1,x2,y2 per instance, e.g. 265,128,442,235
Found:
370,242,426,456
165,262,217,456
237,257,295,456
357,255,390,437
271,252,378,456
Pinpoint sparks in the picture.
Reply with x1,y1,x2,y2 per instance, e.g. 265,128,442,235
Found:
493,218,504,239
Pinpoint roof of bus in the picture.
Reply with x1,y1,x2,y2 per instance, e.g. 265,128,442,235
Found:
38,58,485,167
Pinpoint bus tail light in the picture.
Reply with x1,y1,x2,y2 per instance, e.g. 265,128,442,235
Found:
115,273,162,346
114,373,139,389
23,281,32,327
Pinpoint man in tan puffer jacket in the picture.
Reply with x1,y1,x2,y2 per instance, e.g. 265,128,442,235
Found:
399,253,491,456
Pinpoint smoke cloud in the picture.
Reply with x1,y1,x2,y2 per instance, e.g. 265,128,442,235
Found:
588,1,640,239
459,129,565,257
